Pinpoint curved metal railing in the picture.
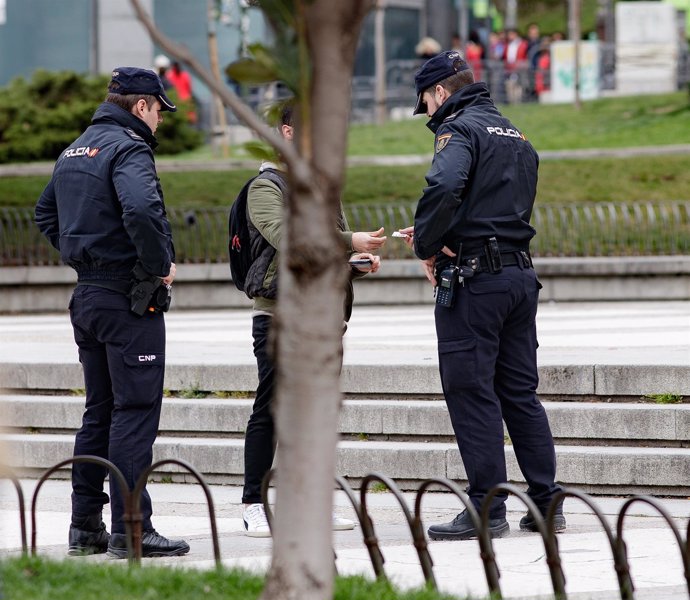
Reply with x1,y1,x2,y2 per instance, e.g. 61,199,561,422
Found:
2,462,689,599
2,200,689,266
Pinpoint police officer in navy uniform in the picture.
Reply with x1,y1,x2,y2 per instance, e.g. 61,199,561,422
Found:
400,51,565,540
35,67,189,558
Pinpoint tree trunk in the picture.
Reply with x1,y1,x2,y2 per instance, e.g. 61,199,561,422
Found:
206,0,229,156
127,1,374,598
262,3,374,600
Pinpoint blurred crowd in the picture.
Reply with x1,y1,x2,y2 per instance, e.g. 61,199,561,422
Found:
416,24,564,103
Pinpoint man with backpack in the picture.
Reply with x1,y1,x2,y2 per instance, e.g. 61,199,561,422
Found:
235,104,386,536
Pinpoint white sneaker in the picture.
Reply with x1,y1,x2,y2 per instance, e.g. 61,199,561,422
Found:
243,503,271,538
332,513,356,531
243,504,354,535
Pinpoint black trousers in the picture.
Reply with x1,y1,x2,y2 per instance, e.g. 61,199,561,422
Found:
242,314,275,504
435,260,561,519
69,285,165,534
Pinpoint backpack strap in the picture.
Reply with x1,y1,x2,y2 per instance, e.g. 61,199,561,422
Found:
257,168,288,198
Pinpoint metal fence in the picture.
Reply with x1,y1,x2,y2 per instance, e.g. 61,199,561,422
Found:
3,460,689,599
2,201,689,267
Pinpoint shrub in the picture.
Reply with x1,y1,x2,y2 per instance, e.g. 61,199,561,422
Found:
0,69,202,163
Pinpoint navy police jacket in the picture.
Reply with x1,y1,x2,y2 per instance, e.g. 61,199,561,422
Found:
413,82,539,260
35,102,174,281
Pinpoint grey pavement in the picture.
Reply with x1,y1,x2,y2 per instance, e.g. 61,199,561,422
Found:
2,300,690,370
1,301,690,599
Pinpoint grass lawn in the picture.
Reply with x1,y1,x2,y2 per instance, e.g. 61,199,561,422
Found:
347,92,690,155
1,92,689,208
1,556,459,600
168,93,690,158
2,154,690,209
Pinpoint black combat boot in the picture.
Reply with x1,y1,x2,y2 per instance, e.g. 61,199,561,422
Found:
68,513,110,556
427,509,510,541
519,510,566,532
107,529,190,559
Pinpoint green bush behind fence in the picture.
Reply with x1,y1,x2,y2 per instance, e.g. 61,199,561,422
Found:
2,201,689,267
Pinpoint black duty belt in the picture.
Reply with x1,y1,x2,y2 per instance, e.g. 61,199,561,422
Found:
77,279,131,294
463,250,532,274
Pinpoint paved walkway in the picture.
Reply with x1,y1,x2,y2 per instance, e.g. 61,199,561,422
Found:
2,144,690,176
2,301,690,369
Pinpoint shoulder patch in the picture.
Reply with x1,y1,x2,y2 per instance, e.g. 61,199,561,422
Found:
435,133,452,153
125,128,144,141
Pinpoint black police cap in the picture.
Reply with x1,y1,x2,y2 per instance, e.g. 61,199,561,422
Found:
108,67,177,112
413,51,471,115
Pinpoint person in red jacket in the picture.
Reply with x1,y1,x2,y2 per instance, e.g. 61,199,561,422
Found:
503,29,528,103
534,38,552,97
465,30,484,82
166,62,197,123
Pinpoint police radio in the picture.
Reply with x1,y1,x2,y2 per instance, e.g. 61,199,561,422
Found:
436,263,459,307
435,245,473,308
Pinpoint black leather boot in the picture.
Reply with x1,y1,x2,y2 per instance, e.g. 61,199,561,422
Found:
107,529,190,559
68,513,110,556
427,509,510,541
519,510,566,532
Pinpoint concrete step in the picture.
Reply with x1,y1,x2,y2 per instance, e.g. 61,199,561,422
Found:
2,395,689,445
2,360,690,398
2,433,688,497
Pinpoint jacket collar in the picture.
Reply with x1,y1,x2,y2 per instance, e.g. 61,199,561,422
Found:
92,102,158,149
427,82,495,134
259,161,286,173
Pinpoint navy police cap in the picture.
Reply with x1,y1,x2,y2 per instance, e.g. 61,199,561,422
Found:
413,51,471,115
108,67,177,112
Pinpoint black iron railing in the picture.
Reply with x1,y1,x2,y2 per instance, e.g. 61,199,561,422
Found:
3,461,689,599
2,201,689,267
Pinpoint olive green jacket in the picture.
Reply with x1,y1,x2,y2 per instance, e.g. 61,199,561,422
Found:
246,163,363,319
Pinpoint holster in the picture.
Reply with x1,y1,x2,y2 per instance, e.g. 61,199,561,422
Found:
128,264,171,316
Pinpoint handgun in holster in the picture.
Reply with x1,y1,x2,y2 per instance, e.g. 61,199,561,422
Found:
128,263,171,317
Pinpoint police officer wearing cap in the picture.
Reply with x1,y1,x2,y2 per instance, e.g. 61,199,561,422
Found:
399,51,565,540
35,67,189,558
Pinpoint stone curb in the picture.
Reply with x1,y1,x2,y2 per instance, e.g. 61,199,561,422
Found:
3,257,690,312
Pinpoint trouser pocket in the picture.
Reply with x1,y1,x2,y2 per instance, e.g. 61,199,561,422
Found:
438,336,477,392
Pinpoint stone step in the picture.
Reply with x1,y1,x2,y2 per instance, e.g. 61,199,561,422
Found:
2,433,688,497
2,395,689,445
2,360,690,397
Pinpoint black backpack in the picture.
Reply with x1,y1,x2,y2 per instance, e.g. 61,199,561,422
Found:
228,169,285,292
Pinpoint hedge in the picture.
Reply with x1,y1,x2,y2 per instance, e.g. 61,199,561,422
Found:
0,69,203,163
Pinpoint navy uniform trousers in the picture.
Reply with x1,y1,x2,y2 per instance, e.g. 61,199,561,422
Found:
69,285,165,534
435,257,561,519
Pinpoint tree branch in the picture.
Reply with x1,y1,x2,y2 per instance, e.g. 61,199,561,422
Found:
128,0,312,185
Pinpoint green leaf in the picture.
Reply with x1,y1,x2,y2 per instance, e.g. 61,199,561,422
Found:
225,58,278,85
242,139,279,162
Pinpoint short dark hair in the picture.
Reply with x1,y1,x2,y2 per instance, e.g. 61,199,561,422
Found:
425,69,475,98
105,92,158,112
281,103,293,127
